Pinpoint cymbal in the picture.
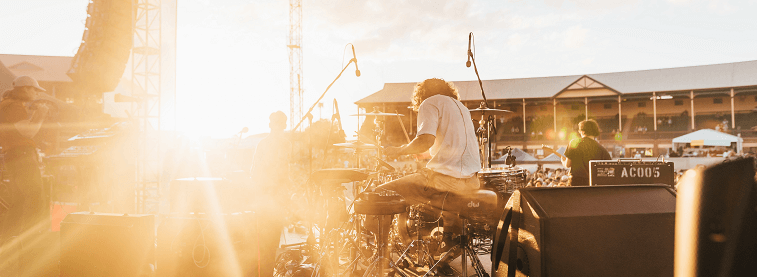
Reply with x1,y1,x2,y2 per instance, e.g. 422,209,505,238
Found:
469,107,513,117
350,111,404,117
333,141,378,149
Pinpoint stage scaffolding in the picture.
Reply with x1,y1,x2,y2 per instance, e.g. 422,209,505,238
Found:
130,0,176,214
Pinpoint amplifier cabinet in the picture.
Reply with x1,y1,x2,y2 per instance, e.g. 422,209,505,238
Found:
157,212,259,277
492,185,676,277
60,212,155,277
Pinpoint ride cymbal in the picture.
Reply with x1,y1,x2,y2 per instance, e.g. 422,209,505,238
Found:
469,107,513,117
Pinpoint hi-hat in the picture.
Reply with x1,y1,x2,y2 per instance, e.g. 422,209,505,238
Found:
350,111,404,117
469,107,512,117
333,141,378,149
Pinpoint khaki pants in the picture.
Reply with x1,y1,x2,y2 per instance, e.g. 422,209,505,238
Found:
376,168,479,228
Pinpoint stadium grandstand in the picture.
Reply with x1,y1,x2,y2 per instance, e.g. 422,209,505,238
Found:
357,60,757,158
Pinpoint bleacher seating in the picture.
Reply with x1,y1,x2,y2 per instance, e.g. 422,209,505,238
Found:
735,112,757,131
595,116,620,133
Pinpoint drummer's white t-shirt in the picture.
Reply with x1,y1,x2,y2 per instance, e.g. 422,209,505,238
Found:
416,95,481,178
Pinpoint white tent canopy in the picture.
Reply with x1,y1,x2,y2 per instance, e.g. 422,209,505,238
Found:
672,129,743,153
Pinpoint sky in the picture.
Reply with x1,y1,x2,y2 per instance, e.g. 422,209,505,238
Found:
1,0,756,139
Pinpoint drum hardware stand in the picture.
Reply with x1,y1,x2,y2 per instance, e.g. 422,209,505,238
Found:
421,218,489,277
476,113,498,169
360,215,409,277
390,207,442,274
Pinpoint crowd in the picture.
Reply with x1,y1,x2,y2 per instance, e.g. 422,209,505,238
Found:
523,167,572,187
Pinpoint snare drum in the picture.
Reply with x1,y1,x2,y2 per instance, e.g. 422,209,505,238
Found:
478,167,527,196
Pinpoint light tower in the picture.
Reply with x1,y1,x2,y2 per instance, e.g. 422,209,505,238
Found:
288,0,303,130
131,0,163,213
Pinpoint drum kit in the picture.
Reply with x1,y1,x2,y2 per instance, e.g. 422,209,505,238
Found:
276,105,527,277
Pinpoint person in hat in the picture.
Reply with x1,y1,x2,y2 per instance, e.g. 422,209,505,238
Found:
0,76,50,269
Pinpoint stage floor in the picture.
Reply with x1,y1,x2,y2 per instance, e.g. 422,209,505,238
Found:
0,221,494,277
281,226,494,276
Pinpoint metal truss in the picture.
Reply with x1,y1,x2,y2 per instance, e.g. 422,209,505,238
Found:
131,0,162,214
288,0,303,130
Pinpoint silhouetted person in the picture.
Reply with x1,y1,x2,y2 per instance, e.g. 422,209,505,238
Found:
562,119,611,186
250,111,291,276
0,76,50,274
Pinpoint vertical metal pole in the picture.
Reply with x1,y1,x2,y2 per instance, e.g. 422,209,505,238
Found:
356,106,360,168
653,92,657,131
690,91,695,130
487,118,492,169
522,99,526,134
553,98,557,133
157,0,163,209
618,95,622,132
731,88,735,129
584,97,588,121
409,106,413,136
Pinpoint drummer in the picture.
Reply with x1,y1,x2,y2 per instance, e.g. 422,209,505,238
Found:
378,78,480,273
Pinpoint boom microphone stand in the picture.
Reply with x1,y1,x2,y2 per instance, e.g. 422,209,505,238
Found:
291,48,359,179
467,32,489,108
292,46,360,132
467,32,495,167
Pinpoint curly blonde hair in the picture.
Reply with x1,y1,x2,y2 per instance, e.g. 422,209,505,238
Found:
411,78,460,112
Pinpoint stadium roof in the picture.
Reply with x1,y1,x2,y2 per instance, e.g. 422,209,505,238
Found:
357,60,757,104
0,54,73,83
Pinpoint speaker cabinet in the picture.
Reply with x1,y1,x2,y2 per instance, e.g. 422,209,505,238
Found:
157,212,259,277
60,212,155,277
492,185,676,277
68,0,135,93
675,158,757,277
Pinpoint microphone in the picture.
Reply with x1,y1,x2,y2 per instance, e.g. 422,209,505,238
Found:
466,33,472,68
351,45,361,77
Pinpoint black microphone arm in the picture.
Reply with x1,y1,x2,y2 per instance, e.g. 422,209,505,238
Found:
292,45,359,131
467,32,489,108
466,32,472,68
352,45,361,77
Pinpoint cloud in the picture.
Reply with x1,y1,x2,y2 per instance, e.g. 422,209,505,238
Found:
707,0,736,14
506,33,530,52
568,0,639,10
563,25,589,49
544,0,564,8
305,0,509,62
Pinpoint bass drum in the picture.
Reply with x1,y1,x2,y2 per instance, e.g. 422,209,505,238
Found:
392,204,445,258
